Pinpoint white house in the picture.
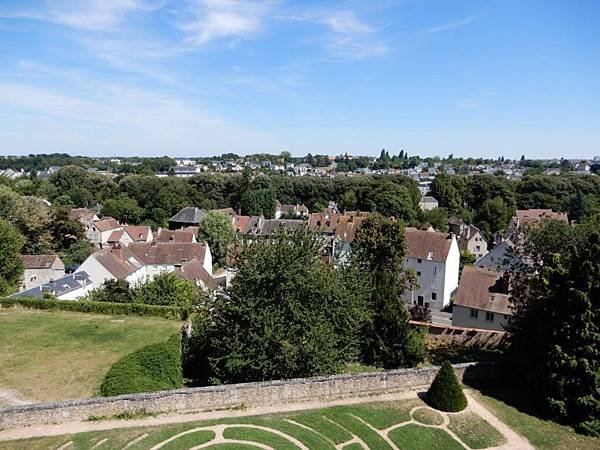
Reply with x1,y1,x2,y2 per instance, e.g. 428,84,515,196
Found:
75,241,215,295
107,225,153,246
418,196,439,211
20,255,65,291
86,217,121,248
452,266,512,332
448,217,489,260
403,228,460,311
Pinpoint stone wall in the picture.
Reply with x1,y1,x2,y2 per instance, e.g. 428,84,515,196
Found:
0,362,490,428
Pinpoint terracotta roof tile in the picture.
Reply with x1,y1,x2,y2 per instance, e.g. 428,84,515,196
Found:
20,255,62,269
405,228,454,262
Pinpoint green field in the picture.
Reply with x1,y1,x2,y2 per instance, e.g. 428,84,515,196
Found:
0,308,181,405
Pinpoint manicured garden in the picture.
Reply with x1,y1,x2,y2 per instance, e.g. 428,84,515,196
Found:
0,396,508,450
0,308,181,405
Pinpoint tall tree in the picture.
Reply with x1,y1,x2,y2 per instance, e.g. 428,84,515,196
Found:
186,229,367,385
352,213,426,369
196,211,236,268
0,219,24,296
508,222,600,436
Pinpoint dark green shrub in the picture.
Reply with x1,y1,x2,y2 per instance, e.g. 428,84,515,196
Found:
0,297,183,320
99,334,183,396
426,361,468,412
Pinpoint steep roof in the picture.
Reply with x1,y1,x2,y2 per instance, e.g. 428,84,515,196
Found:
123,225,151,242
475,239,521,271
169,207,205,225
404,228,454,263
92,246,142,278
260,219,304,235
308,212,369,242
93,217,120,232
233,215,263,235
419,196,438,204
127,242,207,265
454,266,512,315
155,227,197,243
174,258,218,291
20,255,62,269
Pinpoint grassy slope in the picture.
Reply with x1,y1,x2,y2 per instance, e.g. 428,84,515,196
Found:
0,308,180,403
471,390,600,450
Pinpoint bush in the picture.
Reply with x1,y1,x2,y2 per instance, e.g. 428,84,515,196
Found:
0,297,184,320
426,361,468,412
99,334,183,396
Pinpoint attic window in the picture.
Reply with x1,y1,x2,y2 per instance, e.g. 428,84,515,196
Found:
427,251,435,260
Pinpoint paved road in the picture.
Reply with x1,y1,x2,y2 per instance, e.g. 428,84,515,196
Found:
431,310,452,326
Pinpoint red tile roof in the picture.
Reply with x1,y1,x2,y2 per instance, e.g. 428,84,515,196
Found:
127,242,207,265
93,217,121,232
123,226,151,242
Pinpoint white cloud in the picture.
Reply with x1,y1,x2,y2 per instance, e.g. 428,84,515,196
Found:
0,0,162,31
322,11,373,34
426,16,477,34
179,0,273,45
457,91,499,108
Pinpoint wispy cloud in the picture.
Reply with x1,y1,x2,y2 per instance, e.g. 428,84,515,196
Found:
0,0,163,31
278,8,390,60
457,90,499,108
179,0,274,46
426,16,477,34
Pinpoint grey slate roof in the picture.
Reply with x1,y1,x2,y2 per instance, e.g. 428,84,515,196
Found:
475,239,521,272
169,207,206,225
11,272,92,299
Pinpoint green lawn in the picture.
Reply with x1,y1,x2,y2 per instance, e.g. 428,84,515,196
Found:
0,396,509,450
0,307,181,404
471,390,600,450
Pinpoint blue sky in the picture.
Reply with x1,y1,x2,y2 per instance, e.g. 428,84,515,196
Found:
0,0,599,158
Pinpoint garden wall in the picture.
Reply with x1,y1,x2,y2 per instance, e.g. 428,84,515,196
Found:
0,362,491,428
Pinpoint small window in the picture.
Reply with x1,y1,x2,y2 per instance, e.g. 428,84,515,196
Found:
425,302,430,308
476,246,481,251
417,258,422,263
431,292,437,301
417,271,421,277
470,309,478,318
433,266,437,275
485,312,495,322
417,295,424,306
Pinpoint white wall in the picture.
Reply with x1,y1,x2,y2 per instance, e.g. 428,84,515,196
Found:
443,237,460,307
452,305,509,332
403,258,446,310
75,257,116,290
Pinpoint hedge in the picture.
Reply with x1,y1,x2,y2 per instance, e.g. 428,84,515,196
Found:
0,297,185,320
426,361,468,412
99,334,183,396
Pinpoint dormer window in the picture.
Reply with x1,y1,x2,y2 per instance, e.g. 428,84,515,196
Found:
427,251,434,260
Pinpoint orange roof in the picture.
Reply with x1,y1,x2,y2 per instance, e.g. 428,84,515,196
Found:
123,226,151,242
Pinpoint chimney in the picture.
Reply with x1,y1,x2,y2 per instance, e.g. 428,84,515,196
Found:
174,263,182,273
112,243,123,260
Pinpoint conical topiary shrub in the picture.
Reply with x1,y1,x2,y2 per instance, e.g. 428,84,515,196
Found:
426,361,468,412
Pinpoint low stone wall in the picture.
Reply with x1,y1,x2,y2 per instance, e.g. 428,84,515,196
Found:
0,362,490,428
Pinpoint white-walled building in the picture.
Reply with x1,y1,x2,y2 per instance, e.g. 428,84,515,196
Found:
20,255,65,291
75,242,215,295
403,228,460,311
86,217,122,248
418,196,439,211
452,266,512,332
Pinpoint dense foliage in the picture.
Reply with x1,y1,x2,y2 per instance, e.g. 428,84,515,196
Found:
507,220,600,436
0,297,184,319
196,211,236,267
0,219,24,296
426,361,468,412
87,273,205,310
186,229,368,385
99,334,183,396
352,213,426,369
